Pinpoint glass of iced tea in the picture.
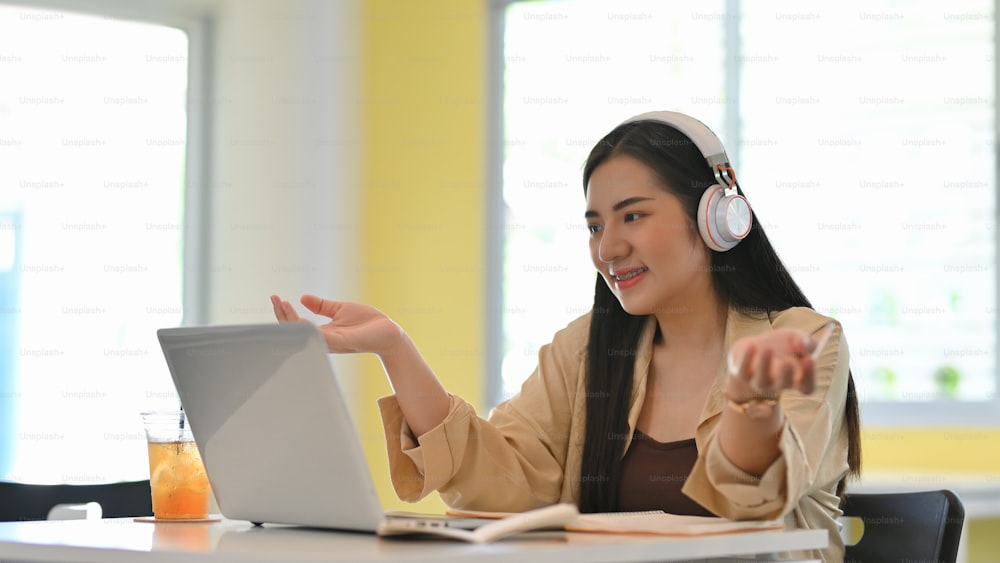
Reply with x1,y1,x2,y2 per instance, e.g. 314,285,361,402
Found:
140,411,211,520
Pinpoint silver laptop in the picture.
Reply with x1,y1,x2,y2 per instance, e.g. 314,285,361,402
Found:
156,322,487,532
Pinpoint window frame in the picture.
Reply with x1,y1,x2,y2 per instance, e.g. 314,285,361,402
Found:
486,0,1000,426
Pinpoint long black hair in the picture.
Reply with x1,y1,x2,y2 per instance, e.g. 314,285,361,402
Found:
577,119,861,513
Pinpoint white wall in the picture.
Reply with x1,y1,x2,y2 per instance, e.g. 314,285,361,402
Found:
206,0,361,324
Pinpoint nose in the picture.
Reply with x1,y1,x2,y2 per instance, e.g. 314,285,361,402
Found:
596,225,627,264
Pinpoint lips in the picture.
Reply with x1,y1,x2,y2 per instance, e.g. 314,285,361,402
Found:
612,266,648,282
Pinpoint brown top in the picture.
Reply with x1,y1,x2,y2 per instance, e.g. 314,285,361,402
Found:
618,430,715,516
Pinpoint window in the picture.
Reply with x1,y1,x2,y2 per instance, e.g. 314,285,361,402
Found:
495,0,996,423
497,0,726,403
0,5,191,482
738,1,995,419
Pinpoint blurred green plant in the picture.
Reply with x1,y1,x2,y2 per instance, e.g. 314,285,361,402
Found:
934,364,961,399
872,366,897,400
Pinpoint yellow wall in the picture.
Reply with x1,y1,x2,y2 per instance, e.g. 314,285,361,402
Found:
359,0,486,513
863,429,1000,473
357,4,1000,558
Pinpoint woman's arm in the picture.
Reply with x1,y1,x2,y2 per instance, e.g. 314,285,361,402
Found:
683,315,849,522
270,294,449,436
718,326,824,476
271,295,589,511
375,332,450,437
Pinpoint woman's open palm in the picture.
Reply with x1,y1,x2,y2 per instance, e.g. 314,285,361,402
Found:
270,294,403,356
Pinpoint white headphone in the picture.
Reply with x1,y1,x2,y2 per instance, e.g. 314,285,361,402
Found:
621,111,752,252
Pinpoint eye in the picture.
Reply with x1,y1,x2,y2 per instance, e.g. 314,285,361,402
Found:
587,224,602,235
624,212,643,222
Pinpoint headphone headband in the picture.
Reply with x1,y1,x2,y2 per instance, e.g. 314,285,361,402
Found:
621,110,732,178
619,110,750,252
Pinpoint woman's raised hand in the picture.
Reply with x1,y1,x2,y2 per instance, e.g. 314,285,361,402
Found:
271,294,451,436
270,294,405,357
725,324,835,403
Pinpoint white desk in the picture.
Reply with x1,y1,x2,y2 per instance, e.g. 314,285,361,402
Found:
0,517,827,562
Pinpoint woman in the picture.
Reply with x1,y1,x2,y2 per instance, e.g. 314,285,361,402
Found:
271,111,861,561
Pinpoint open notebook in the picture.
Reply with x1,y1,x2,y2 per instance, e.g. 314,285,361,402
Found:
378,503,784,543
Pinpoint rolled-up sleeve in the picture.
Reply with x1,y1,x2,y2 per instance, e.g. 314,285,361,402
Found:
376,315,590,511
377,394,474,501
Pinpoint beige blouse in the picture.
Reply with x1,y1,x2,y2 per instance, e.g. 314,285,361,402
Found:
377,306,851,562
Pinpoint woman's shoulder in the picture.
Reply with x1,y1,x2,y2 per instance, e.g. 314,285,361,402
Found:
768,306,842,335
548,311,594,359
543,309,654,364
504,312,592,403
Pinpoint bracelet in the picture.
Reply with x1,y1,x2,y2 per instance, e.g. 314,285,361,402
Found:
726,397,780,419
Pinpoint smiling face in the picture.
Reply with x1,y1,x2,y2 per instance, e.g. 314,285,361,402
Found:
585,154,715,317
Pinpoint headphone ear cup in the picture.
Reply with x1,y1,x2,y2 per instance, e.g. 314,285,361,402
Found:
697,184,753,252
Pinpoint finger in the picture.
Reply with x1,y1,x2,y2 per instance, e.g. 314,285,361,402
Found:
270,295,300,323
284,300,304,322
751,348,773,398
270,295,286,322
736,344,757,383
801,374,815,395
777,358,795,391
725,345,756,402
809,322,836,361
787,330,810,358
798,356,816,395
301,294,342,318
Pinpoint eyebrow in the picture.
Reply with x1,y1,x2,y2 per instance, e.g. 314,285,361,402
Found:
584,196,655,218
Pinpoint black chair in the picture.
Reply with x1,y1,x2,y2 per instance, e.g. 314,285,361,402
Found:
0,480,152,522
841,489,965,563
